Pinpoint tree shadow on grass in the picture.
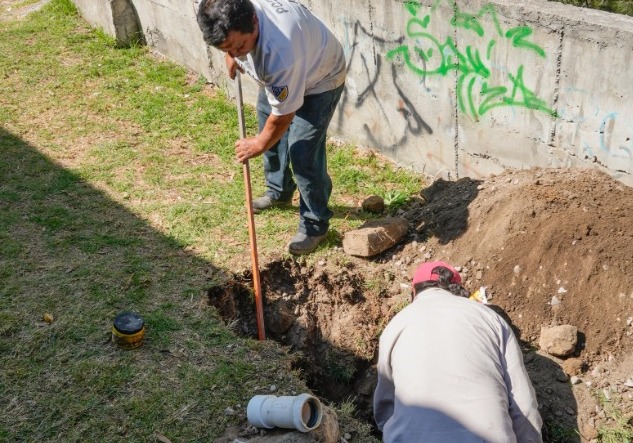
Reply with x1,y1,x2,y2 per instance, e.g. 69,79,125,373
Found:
0,127,272,441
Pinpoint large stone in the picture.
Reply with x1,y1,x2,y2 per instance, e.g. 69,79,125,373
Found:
361,195,385,214
343,217,409,257
561,357,584,376
539,325,578,357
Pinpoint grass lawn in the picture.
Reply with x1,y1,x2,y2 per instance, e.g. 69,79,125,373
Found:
0,0,423,441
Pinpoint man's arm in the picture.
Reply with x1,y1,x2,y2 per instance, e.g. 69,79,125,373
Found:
504,330,543,443
373,329,399,431
225,53,243,80
373,370,395,431
234,113,294,163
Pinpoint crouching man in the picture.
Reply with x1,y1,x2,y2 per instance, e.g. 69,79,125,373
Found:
374,261,543,443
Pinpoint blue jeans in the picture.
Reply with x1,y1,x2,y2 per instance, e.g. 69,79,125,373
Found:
257,83,344,237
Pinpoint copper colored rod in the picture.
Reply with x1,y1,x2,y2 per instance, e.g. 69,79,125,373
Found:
235,73,266,341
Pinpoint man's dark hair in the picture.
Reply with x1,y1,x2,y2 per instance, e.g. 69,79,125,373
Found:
197,0,256,47
413,266,469,298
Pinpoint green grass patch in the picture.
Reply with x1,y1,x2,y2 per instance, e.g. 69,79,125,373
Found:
596,391,633,443
549,0,633,16
0,0,423,440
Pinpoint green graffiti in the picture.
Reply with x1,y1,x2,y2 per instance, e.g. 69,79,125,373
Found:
451,4,503,39
478,66,556,116
505,26,546,57
486,40,495,60
404,1,422,17
388,0,553,120
452,11,485,37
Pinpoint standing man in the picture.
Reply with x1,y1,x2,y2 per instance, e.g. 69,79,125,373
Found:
196,0,346,255
374,261,543,443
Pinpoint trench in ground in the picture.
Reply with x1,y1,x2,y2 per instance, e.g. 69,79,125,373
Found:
207,258,392,430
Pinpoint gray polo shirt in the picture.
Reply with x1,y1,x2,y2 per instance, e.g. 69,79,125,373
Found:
236,0,346,115
374,288,543,443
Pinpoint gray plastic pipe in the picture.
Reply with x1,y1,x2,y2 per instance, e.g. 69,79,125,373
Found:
246,393,323,432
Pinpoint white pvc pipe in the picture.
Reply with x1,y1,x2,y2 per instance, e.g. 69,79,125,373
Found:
246,393,323,432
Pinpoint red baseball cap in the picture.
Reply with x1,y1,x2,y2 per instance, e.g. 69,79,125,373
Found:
412,261,461,285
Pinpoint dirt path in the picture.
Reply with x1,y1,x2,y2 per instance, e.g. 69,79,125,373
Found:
0,0,49,21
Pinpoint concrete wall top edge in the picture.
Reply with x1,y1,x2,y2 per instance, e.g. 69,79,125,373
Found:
480,0,633,49
494,0,633,28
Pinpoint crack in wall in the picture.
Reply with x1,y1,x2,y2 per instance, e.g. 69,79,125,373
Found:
548,28,565,147
453,0,459,181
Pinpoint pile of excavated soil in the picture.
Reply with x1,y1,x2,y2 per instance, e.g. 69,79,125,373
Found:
209,167,633,442
407,167,633,361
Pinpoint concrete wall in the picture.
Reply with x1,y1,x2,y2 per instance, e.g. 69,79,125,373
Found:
72,0,633,186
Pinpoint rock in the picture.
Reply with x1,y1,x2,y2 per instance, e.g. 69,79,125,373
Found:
582,423,599,440
562,358,584,376
342,217,409,257
266,302,295,336
361,195,385,214
539,325,578,357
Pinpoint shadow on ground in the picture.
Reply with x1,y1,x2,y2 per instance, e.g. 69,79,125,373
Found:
0,128,256,441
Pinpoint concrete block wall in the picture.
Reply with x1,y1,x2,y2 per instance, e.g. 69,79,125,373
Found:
72,0,633,186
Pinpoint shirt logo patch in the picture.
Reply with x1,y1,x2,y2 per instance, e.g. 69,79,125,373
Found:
272,85,289,102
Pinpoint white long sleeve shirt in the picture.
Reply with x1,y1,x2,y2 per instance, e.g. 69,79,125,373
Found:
374,288,543,443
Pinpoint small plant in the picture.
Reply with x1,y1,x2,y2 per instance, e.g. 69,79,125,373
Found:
383,190,410,213
334,398,380,443
595,391,633,443
542,418,580,443
326,359,356,384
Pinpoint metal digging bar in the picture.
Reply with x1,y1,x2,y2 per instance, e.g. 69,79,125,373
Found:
235,72,266,341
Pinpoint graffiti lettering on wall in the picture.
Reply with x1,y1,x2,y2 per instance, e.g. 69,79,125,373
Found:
338,20,433,150
387,0,556,120
573,110,633,166
599,113,632,160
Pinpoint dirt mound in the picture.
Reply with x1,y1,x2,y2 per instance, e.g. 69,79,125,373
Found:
408,167,633,360
209,167,633,442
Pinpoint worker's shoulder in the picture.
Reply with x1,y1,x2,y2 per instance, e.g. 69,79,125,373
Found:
416,290,513,328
